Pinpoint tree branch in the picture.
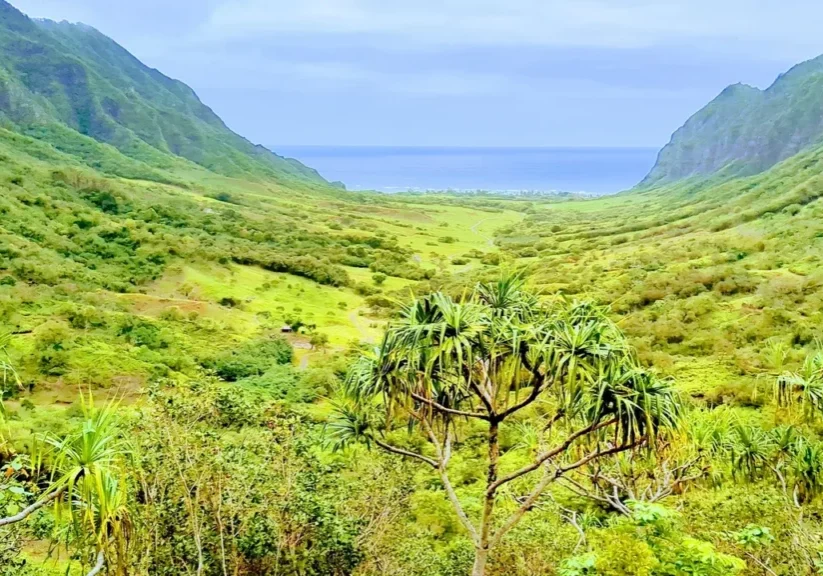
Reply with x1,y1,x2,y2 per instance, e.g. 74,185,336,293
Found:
557,441,643,477
0,488,63,527
410,392,489,420
417,418,481,545
490,468,555,548
373,438,438,469
487,419,617,494
498,373,547,420
490,439,643,547
469,379,495,415
86,550,106,576
439,463,480,546
559,476,632,516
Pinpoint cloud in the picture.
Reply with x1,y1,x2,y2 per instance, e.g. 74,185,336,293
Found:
9,0,823,147
200,0,823,57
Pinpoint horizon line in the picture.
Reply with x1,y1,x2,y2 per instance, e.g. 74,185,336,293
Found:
268,144,662,150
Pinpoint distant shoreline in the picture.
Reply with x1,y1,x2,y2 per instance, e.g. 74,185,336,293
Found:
271,145,659,196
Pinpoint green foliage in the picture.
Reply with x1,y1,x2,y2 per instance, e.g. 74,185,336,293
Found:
0,3,327,185
203,337,293,382
32,321,73,375
134,380,370,575
5,3,823,572
561,502,745,576
336,277,680,573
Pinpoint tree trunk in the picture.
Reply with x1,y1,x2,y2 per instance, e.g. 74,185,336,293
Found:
479,420,500,546
472,547,489,576
474,419,499,576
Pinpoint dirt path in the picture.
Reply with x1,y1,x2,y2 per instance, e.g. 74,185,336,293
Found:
470,218,500,247
348,309,375,344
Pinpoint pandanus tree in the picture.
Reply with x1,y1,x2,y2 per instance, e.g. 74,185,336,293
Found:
0,397,133,576
775,345,823,418
331,277,681,576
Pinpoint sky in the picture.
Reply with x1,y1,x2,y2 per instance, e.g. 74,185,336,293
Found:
10,0,823,147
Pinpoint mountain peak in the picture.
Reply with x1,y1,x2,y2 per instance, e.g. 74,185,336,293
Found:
0,0,326,186
642,53,823,187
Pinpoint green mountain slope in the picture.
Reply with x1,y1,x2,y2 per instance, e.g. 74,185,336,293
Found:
642,54,823,186
0,0,325,185
493,140,823,399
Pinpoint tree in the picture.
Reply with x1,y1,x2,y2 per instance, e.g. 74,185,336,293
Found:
332,277,681,576
0,396,133,576
310,331,330,352
372,273,387,286
0,329,21,398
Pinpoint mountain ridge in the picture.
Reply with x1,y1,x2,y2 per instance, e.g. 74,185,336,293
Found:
0,0,327,186
642,53,823,187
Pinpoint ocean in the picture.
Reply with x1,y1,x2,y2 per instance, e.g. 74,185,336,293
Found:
273,146,659,196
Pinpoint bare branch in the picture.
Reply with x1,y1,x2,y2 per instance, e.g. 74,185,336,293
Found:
417,417,481,545
488,419,617,494
560,476,632,516
439,464,480,546
86,550,106,576
498,374,547,420
546,493,587,551
373,438,438,469
558,441,643,477
0,488,63,527
469,379,495,415
490,440,643,547
410,392,489,420
490,468,555,548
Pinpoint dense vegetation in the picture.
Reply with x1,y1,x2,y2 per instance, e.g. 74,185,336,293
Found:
4,1,823,574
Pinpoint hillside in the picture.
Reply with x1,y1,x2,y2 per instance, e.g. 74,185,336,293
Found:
495,141,823,397
0,0,325,185
6,5,823,575
642,54,823,185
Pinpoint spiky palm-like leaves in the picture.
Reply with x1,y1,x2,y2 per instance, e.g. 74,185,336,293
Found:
49,397,134,569
728,423,774,482
790,439,823,503
1,395,134,575
775,348,823,418
335,277,681,576
341,280,679,441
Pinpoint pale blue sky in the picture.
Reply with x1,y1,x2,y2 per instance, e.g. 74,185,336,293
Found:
11,0,823,147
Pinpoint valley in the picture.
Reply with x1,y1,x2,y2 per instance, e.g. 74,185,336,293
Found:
3,1,823,575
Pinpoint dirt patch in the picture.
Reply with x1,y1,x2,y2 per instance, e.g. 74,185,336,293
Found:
121,294,210,316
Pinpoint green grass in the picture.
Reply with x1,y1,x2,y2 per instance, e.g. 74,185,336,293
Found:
489,143,823,399
150,264,382,347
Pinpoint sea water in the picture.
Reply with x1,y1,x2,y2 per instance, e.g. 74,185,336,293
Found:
273,146,659,196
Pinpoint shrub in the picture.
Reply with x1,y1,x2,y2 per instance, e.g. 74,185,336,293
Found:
205,338,293,381
118,317,171,350
481,253,501,266
33,320,73,375
241,365,326,403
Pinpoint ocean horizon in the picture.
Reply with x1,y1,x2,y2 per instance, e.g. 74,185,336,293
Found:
272,145,660,196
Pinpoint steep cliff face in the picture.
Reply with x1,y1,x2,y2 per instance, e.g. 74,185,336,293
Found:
0,0,326,184
642,55,823,186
